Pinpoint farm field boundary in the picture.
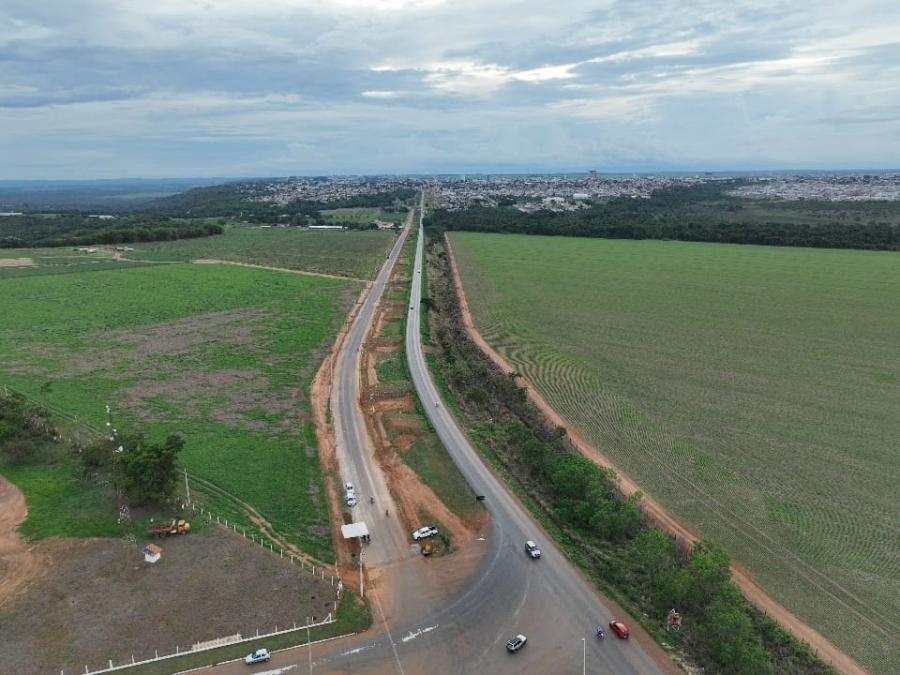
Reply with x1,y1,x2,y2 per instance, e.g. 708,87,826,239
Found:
445,234,868,675
191,258,366,282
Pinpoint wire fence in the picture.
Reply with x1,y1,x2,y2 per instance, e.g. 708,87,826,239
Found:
186,501,342,590
68,613,335,675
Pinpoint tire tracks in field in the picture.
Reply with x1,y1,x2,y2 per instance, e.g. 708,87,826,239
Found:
444,234,876,675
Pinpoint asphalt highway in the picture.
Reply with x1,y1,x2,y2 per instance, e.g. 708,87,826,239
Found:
330,209,414,565
208,200,671,675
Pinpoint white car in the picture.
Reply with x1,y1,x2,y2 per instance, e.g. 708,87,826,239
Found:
244,648,271,665
412,525,438,541
506,635,527,653
345,482,357,507
525,541,541,559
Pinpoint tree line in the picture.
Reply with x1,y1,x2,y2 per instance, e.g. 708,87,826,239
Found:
1,391,183,505
0,213,223,248
425,181,900,251
422,232,832,674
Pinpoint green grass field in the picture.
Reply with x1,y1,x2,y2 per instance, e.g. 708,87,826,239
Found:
0,247,150,279
0,263,357,559
319,207,407,225
0,456,122,539
450,231,900,674
128,224,396,278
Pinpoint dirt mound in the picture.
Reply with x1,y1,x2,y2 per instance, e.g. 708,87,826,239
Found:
0,477,47,608
0,258,35,268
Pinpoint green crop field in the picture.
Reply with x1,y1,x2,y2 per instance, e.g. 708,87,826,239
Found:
449,231,900,674
0,247,149,279
0,263,358,560
129,224,396,278
319,207,407,225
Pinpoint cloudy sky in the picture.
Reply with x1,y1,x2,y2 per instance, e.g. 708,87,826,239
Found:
2,0,900,178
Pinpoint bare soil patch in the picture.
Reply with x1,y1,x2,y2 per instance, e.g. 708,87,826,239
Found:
0,477,47,608
0,527,336,675
0,257,35,268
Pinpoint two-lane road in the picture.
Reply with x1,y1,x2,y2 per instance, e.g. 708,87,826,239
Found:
208,199,672,674
330,209,413,565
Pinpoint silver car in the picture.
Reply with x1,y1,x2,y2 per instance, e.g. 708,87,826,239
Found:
245,648,271,665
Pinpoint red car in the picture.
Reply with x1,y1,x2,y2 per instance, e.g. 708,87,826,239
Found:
609,619,630,639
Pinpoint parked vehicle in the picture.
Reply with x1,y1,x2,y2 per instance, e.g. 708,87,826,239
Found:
524,540,541,559
412,525,438,541
506,635,527,653
146,519,191,538
609,619,630,639
345,482,357,507
244,648,271,664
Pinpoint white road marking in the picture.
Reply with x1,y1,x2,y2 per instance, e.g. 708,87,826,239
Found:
339,643,377,657
253,665,297,675
400,624,439,643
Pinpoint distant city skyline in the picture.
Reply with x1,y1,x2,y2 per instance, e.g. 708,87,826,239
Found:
2,0,900,179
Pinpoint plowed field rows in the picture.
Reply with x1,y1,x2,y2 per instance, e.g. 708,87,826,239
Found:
450,231,900,674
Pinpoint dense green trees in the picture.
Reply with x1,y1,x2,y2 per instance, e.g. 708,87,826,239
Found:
117,433,184,504
0,393,55,464
0,214,223,248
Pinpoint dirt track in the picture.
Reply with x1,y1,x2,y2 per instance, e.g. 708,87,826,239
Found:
0,477,46,608
193,258,365,282
444,235,867,675
0,257,35,268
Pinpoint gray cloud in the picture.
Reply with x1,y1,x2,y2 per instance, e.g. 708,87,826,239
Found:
1,0,899,177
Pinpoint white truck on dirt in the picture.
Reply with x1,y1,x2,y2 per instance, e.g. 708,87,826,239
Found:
345,482,357,507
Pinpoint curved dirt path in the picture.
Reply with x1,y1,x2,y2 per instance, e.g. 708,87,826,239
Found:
0,477,46,608
444,235,867,675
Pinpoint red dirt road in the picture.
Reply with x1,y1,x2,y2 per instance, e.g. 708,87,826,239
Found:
0,477,46,609
445,235,868,675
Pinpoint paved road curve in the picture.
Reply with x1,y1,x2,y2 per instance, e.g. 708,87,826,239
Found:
209,201,672,674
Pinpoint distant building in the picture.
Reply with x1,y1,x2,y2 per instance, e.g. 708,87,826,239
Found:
308,225,344,230
572,193,590,200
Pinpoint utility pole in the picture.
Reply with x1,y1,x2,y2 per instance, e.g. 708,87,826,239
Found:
184,468,191,505
582,636,586,675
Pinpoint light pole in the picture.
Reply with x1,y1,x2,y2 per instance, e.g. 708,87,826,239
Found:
582,636,586,675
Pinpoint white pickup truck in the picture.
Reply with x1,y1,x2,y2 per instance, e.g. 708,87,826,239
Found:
345,482,357,507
